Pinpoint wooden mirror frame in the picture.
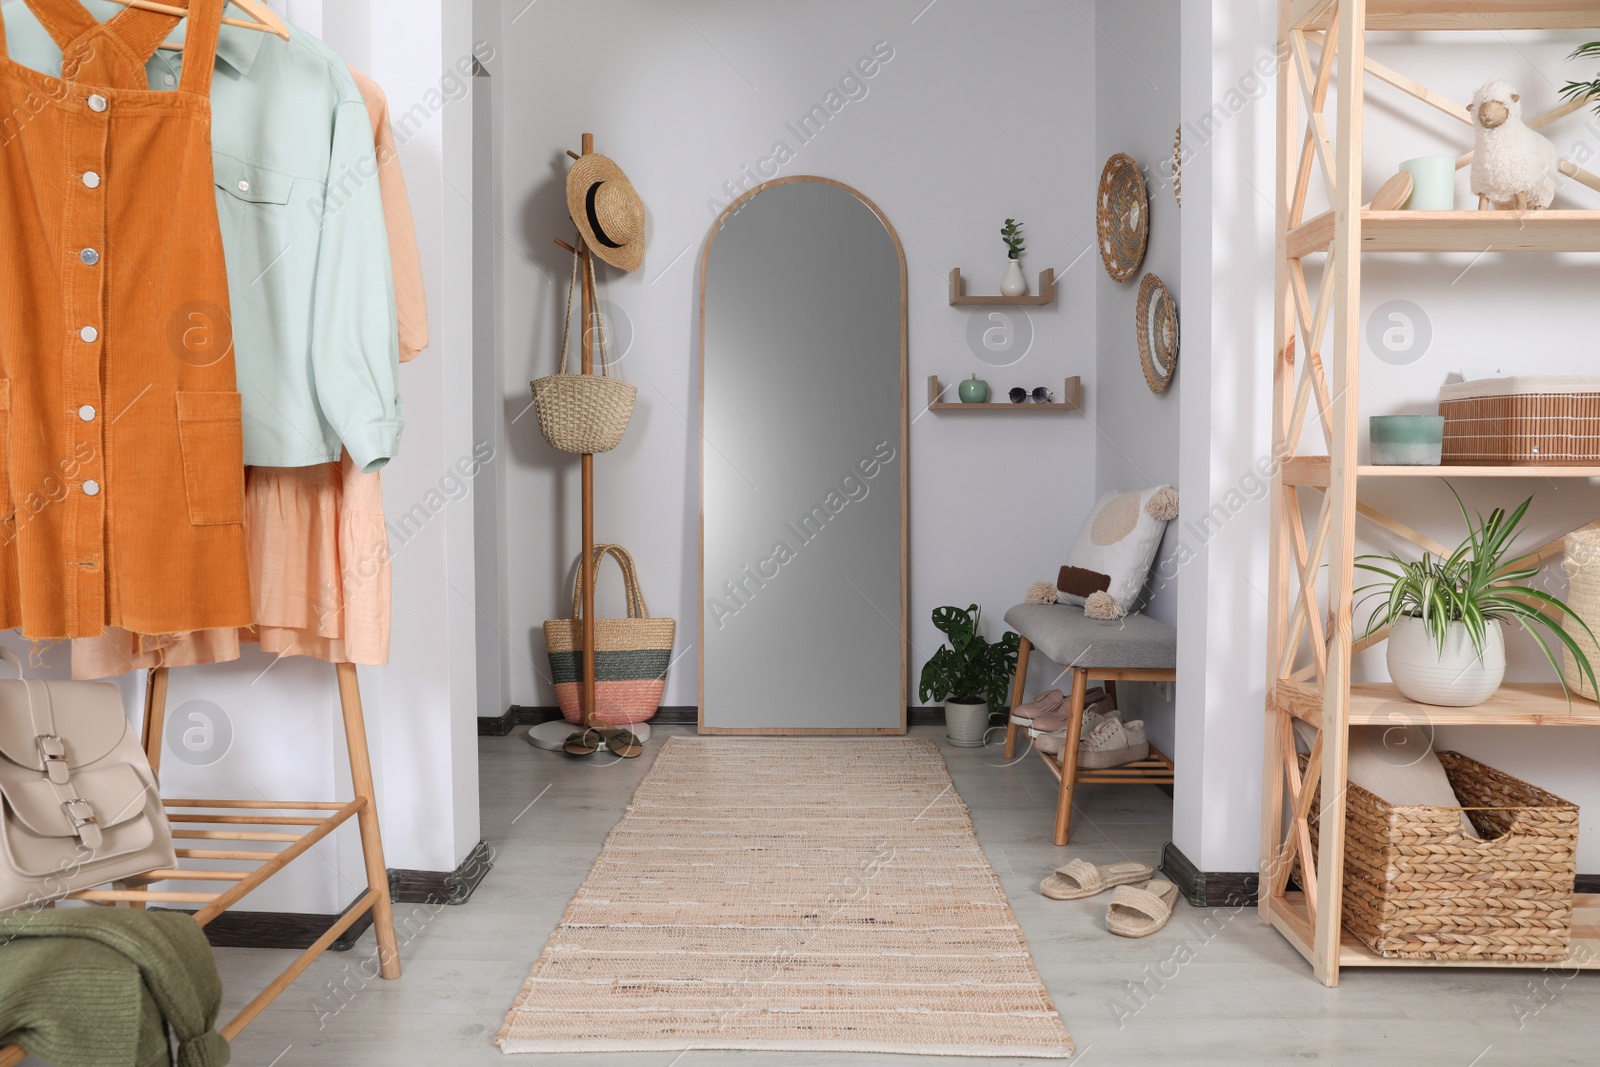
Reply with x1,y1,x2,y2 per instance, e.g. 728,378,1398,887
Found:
696,176,909,735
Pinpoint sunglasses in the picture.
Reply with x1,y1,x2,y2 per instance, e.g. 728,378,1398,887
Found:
1009,386,1055,404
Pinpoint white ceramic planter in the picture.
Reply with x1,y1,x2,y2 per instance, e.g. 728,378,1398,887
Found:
1386,615,1505,706
1000,260,1027,297
944,699,992,747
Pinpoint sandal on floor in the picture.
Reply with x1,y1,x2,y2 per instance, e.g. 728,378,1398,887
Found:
1039,857,1156,900
598,727,643,758
1106,880,1180,937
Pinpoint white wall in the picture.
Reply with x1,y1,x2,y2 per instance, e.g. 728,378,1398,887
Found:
1093,0,1183,755
1178,0,1600,872
492,0,1102,712
0,0,483,912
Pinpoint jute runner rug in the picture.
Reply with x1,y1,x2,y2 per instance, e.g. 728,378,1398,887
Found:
496,737,1074,1057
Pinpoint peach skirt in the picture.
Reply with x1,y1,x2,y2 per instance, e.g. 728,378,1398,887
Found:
70,454,391,678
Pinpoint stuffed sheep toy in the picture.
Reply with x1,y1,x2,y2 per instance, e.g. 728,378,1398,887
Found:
1468,80,1559,210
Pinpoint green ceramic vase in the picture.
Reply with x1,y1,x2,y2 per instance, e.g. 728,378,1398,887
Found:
959,374,990,403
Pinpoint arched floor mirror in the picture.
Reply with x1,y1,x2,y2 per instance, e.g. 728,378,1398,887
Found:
698,177,908,734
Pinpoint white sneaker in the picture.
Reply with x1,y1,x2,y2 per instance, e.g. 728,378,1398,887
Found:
1077,718,1148,769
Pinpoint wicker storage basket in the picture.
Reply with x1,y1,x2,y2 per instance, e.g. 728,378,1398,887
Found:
1440,376,1600,466
1305,751,1578,961
1562,527,1600,700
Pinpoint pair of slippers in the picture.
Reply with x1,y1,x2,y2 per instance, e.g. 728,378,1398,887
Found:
1039,858,1179,938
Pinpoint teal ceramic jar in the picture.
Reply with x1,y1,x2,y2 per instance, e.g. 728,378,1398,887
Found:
959,375,990,403
1370,414,1445,465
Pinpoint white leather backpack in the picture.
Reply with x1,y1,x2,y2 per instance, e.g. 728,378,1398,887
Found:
0,647,174,912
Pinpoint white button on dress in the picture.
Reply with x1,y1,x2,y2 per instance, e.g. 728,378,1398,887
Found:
82,171,100,188
80,326,97,342
87,94,107,112
82,480,100,497
78,405,96,422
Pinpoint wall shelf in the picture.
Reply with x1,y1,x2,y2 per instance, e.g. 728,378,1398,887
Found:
1274,679,1600,727
947,267,1056,305
1289,210,1600,258
1282,456,1600,486
927,375,1082,412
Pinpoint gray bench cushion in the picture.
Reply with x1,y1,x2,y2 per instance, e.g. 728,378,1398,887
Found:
1003,603,1177,670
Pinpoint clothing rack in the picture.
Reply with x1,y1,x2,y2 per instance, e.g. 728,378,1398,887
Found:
0,661,399,1064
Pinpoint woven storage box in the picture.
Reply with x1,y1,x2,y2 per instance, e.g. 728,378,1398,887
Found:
1440,376,1600,466
1305,751,1578,961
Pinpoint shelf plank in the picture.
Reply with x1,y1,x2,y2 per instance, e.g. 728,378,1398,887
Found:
1272,893,1600,970
1274,678,1600,726
948,267,1056,306
1300,0,1600,31
1291,210,1600,257
1285,457,1600,481
926,375,1082,412
1363,464,1600,477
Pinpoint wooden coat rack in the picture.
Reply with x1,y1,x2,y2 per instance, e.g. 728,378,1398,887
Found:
0,661,399,1065
554,131,601,737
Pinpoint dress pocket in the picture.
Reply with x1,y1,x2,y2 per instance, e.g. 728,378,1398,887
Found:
175,391,245,526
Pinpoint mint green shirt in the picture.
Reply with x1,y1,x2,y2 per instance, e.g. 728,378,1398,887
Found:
2,1,403,471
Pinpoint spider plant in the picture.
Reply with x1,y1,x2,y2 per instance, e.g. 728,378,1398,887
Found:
1354,486,1600,699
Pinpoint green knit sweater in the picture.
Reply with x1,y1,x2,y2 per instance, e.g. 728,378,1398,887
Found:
0,909,229,1067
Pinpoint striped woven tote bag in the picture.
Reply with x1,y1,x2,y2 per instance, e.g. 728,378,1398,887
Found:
544,545,675,725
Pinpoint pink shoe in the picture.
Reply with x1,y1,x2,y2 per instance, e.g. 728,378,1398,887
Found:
1012,689,1066,721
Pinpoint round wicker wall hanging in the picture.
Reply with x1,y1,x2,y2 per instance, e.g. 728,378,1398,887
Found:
1097,153,1149,282
1136,273,1179,394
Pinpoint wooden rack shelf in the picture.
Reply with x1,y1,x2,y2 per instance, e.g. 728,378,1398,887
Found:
947,267,1056,305
1274,679,1600,727
1263,0,1600,988
1265,892,1600,970
1282,456,1600,486
926,375,1082,412
1299,0,1600,32
1290,210,1600,258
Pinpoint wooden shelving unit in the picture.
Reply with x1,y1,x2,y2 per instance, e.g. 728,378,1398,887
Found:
1263,0,1600,987
926,375,1082,412
947,267,1056,305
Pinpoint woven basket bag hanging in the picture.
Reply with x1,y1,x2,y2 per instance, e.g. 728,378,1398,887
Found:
531,251,637,454
544,544,675,726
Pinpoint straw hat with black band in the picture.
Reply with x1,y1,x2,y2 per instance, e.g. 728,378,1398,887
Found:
566,154,645,272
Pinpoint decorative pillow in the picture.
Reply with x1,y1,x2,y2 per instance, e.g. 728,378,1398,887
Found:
1056,486,1179,616
1346,726,1480,839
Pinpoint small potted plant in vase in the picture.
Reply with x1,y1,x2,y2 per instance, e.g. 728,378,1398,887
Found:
919,604,1021,746
1356,489,1599,706
1000,218,1027,297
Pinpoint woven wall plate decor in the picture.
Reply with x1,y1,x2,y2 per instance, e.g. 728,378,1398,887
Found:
1136,273,1179,393
1097,152,1149,281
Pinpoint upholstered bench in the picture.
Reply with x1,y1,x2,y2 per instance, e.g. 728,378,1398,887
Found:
1001,604,1177,845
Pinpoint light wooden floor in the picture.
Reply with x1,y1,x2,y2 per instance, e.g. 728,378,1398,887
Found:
43,724,1595,1066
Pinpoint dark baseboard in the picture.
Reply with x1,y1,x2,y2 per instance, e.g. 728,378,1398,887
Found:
159,892,375,953
388,840,494,905
1163,841,1599,907
1161,841,1259,908
158,841,494,951
484,705,950,735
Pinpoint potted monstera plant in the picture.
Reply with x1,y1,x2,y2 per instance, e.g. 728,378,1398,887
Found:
919,605,1021,746
1356,489,1599,707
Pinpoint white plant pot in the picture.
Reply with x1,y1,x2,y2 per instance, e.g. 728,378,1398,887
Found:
1386,615,1505,706
944,699,992,747
1000,259,1027,297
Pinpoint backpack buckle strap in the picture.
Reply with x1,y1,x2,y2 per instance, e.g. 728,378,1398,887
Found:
37,735,70,785
61,798,102,851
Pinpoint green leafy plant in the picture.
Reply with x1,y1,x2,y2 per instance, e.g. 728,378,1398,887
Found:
1000,218,1025,260
1560,42,1600,113
918,604,1021,712
1354,487,1599,698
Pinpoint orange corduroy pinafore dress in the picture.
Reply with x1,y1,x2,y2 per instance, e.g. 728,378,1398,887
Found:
0,0,251,640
